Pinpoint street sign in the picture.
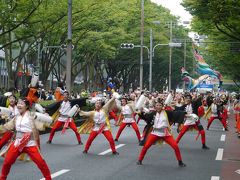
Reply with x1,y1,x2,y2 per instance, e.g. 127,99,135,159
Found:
168,43,182,47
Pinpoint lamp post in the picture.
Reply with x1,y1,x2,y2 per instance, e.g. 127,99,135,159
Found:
149,29,153,92
140,0,144,90
66,0,72,92
169,20,173,91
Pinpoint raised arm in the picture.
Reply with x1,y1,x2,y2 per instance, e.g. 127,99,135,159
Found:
102,97,116,113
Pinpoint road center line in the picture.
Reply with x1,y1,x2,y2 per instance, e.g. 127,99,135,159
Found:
211,176,220,180
235,169,240,175
40,169,70,180
99,144,125,155
216,148,224,160
220,134,226,141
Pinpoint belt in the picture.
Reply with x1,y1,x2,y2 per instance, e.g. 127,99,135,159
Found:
153,128,167,133
60,115,69,118
123,114,132,118
16,132,34,140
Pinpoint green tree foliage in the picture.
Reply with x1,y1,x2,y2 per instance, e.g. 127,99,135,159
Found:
0,0,192,91
182,0,240,87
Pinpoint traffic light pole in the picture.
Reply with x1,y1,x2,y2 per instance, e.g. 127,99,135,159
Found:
121,40,181,92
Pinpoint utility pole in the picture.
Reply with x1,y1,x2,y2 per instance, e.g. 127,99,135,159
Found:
140,0,144,90
183,39,186,91
169,20,173,91
66,0,72,92
149,29,153,92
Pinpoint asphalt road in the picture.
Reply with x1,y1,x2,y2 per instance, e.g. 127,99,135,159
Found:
0,115,238,180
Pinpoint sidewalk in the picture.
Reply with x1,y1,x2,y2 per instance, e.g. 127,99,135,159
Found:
220,113,240,180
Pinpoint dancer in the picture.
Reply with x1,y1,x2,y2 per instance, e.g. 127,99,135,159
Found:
0,98,51,180
115,97,141,142
206,98,228,131
79,97,119,155
0,95,19,150
137,99,186,167
47,91,82,145
176,95,209,149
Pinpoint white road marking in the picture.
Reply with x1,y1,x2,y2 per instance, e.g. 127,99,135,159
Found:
211,176,220,180
220,134,226,141
98,144,125,155
235,169,240,175
216,148,224,160
40,169,70,180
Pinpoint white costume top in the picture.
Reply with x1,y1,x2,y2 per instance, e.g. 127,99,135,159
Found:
92,110,109,131
122,105,135,123
184,104,196,125
58,101,71,122
15,111,36,147
211,104,218,117
151,111,170,137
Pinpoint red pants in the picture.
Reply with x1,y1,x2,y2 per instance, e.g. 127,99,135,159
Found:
207,116,227,129
0,132,14,150
176,124,206,144
0,144,51,180
48,121,81,142
84,130,116,153
138,134,182,161
115,122,141,141
109,111,118,122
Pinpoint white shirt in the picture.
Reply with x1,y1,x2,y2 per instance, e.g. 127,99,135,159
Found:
211,104,218,117
92,110,109,131
184,104,196,125
122,105,135,123
58,101,71,122
15,111,36,147
151,111,170,137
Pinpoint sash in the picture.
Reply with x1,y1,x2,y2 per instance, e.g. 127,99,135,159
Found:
14,132,31,152
61,118,71,134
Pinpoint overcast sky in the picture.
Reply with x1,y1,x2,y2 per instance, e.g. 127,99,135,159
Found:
151,0,192,22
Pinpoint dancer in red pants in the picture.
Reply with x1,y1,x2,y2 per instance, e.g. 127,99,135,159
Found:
47,91,82,144
0,98,51,180
0,95,19,150
207,98,228,131
137,99,186,167
115,98,141,142
79,97,118,155
176,95,209,149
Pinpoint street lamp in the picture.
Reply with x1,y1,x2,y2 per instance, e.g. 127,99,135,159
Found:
140,0,144,90
66,0,72,92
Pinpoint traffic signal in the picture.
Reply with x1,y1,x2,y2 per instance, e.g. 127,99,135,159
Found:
120,43,134,49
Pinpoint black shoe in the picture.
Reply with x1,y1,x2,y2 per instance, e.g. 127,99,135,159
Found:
139,140,144,146
114,139,118,142
46,140,51,144
178,161,186,167
206,128,209,130
137,160,142,165
78,141,83,145
224,128,228,131
112,151,119,155
202,144,210,150
83,150,88,154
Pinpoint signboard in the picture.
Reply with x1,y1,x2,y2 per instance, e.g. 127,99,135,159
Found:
197,84,213,93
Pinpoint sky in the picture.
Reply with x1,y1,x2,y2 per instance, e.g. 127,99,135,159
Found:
150,0,192,22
